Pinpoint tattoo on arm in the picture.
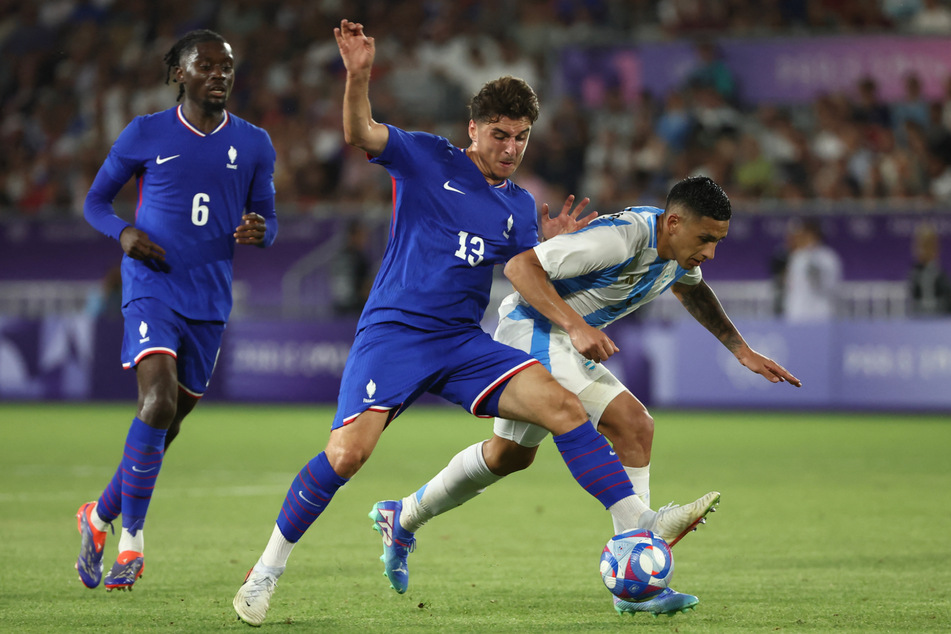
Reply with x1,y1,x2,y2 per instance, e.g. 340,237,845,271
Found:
676,281,745,354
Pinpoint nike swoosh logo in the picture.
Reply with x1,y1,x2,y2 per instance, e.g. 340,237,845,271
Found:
132,466,156,473
443,181,465,195
608,451,616,456
299,491,322,507
156,154,180,164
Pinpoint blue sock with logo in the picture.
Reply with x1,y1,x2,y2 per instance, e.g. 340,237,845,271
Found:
276,452,348,543
553,422,635,509
96,464,123,522
120,417,167,536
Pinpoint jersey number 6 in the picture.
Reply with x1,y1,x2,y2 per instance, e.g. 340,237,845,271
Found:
454,230,485,266
192,193,210,226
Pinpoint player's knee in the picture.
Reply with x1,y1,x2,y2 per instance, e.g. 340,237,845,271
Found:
325,443,372,479
599,405,654,457
484,437,536,476
138,390,178,429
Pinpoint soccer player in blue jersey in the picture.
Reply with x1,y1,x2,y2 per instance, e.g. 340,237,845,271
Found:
379,175,802,616
233,20,718,626
75,30,277,592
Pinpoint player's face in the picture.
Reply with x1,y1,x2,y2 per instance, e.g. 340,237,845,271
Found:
468,116,532,184
177,41,235,112
664,206,729,269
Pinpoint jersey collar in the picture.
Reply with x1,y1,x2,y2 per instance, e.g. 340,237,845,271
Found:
176,104,230,137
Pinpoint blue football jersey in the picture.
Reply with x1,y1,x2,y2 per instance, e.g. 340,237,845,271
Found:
358,124,539,331
98,105,276,322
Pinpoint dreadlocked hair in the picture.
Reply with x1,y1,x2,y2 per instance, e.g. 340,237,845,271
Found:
163,29,227,102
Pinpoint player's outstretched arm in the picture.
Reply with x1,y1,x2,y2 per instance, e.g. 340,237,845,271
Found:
504,249,619,364
673,280,802,387
334,19,388,156
539,194,596,240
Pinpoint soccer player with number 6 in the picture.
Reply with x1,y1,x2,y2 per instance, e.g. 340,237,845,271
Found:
75,29,277,592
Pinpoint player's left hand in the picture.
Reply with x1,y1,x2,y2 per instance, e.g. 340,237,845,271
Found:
234,213,267,245
737,348,802,387
540,194,597,240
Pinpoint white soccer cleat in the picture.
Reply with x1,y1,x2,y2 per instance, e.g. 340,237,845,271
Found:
641,491,720,547
233,560,284,627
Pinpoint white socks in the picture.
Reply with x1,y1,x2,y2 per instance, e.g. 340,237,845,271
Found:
626,464,651,508
90,504,111,533
260,523,294,570
609,463,652,534
118,527,144,554
400,440,501,533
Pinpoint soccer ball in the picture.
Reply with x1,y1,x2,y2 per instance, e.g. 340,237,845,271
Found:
599,529,674,601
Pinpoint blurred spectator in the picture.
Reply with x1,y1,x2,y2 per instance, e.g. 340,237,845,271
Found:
906,0,951,33
891,73,930,147
908,223,951,316
330,220,372,317
852,77,891,130
84,264,122,318
685,39,737,104
782,218,843,323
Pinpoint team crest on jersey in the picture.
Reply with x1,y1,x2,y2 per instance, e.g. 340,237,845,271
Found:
227,145,238,170
138,320,150,344
503,214,513,239
363,379,376,403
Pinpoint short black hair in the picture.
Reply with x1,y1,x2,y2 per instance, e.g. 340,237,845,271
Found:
468,76,539,125
163,29,227,102
666,176,732,221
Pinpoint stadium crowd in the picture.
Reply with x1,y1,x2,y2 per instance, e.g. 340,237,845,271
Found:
3,0,951,217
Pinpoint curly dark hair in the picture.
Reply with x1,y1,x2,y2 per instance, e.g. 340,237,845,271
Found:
163,29,227,102
666,176,732,221
468,76,539,125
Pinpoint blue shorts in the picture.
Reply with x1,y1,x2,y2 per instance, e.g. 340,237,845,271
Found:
331,322,539,429
120,298,225,397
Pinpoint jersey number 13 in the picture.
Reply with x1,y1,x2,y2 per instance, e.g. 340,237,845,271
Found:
454,230,485,266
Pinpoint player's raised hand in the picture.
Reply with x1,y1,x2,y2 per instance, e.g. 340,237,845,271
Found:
334,19,375,74
119,226,166,261
567,322,620,364
737,348,802,387
540,194,597,240
234,213,267,245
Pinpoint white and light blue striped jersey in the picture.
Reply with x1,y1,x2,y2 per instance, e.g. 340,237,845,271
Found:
504,206,701,328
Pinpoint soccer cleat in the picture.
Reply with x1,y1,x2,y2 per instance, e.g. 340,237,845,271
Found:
641,491,720,548
75,501,111,588
369,500,416,594
233,561,284,627
614,588,699,616
104,550,144,591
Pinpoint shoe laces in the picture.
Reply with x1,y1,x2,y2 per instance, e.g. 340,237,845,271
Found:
393,534,416,555
245,570,279,599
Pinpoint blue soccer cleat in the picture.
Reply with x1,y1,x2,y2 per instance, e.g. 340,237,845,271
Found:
369,500,416,594
104,551,145,591
614,588,699,616
75,501,111,589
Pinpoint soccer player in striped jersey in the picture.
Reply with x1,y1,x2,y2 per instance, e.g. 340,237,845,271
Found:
75,30,277,592
233,20,719,626
381,176,802,616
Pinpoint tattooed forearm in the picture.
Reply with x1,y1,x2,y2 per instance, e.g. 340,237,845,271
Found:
674,281,746,354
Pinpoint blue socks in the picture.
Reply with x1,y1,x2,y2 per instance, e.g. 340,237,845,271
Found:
553,422,635,510
276,452,349,543
119,417,167,536
96,463,123,522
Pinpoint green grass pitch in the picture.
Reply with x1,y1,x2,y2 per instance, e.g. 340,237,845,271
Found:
0,402,948,632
